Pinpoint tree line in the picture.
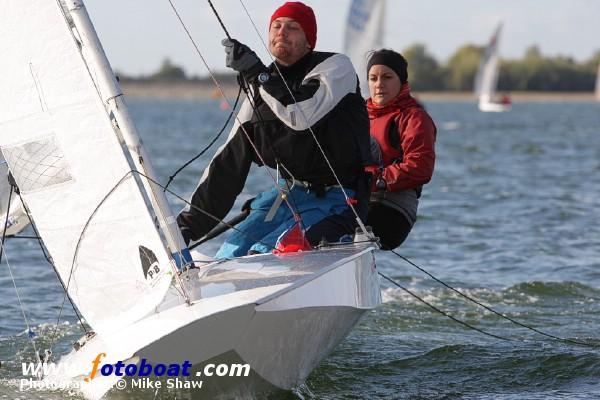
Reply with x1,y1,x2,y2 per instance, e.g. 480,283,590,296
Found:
119,45,600,92
403,43,600,92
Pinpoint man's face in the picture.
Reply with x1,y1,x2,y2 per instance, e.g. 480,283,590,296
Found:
269,17,311,66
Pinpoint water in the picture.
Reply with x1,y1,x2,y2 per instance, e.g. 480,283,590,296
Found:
1,99,599,399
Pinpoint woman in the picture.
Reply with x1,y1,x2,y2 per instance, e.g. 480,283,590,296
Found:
365,49,436,249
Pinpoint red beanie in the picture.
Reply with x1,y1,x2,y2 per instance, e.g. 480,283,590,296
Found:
270,2,317,49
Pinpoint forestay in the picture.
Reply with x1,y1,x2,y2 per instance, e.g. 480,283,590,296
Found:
343,0,386,98
0,0,182,334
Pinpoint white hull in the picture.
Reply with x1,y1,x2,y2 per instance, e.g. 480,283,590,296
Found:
478,100,511,113
47,245,381,399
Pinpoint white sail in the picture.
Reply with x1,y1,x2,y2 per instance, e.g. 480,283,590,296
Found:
344,0,386,98
474,22,510,112
0,0,186,334
595,63,600,101
474,22,503,103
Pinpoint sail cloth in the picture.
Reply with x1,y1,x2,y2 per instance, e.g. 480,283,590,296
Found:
343,0,386,98
474,23,503,102
0,0,176,334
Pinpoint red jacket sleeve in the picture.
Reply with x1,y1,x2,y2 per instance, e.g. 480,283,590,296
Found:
382,108,436,192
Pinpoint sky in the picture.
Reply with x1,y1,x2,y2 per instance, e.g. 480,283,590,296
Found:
84,0,600,77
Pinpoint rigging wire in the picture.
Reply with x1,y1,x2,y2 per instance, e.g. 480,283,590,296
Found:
233,0,369,235
386,250,598,348
29,166,275,355
145,170,277,251
1,243,42,362
0,185,42,362
163,84,243,192
0,184,13,263
378,272,513,342
66,168,276,296
26,166,279,354
7,177,89,354
236,73,306,226
165,0,301,223
206,0,231,39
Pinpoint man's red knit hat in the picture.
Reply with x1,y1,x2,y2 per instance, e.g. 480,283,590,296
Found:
270,2,317,49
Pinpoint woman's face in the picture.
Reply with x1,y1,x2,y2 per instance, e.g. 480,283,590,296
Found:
368,64,402,106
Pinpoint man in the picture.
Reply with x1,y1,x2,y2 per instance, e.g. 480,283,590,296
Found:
177,1,371,258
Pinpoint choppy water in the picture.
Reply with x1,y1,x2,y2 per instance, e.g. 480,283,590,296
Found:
1,99,599,399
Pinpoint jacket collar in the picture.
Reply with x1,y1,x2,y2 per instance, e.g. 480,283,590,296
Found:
271,51,314,80
367,83,417,118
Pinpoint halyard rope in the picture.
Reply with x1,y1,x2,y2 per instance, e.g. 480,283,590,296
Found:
166,0,302,223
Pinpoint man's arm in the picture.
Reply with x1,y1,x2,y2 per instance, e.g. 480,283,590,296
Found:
177,99,254,244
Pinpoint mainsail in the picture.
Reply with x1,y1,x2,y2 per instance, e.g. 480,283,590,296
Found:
343,0,386,98
474,23,503,104
0,0,188,334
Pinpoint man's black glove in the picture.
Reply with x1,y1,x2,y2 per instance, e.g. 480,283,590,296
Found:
222,38,267,83
241,197,255,213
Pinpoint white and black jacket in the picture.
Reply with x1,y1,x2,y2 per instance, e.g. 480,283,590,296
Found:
178,51,371,243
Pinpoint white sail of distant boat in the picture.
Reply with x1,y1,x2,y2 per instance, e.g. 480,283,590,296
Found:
344,0,386,97
0,1,380,398
0,154,30,237
595,62,600,101
474,22,511,112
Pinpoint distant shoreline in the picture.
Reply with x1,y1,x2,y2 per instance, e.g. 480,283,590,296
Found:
120,82,598,102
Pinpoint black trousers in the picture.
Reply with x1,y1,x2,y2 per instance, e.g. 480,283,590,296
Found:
366,203,413,250
305,205,365,245
305,176,370,246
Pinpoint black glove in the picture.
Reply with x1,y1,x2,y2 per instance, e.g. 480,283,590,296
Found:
241,197,256,213
222,38,267,82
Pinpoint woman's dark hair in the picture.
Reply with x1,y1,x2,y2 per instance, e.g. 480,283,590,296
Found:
366,49,408,84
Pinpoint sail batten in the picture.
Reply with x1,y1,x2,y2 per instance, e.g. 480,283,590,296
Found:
0,0,181,334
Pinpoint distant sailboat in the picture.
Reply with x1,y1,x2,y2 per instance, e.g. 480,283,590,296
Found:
344,0,386,97
474,22,511,112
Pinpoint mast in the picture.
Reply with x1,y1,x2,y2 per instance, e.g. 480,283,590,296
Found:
66,0,190,266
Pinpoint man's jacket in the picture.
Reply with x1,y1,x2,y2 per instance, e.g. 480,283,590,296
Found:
178,51,371,242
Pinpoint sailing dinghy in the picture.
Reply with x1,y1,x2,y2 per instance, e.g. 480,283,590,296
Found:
474,23,511,112
0,0,381,398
